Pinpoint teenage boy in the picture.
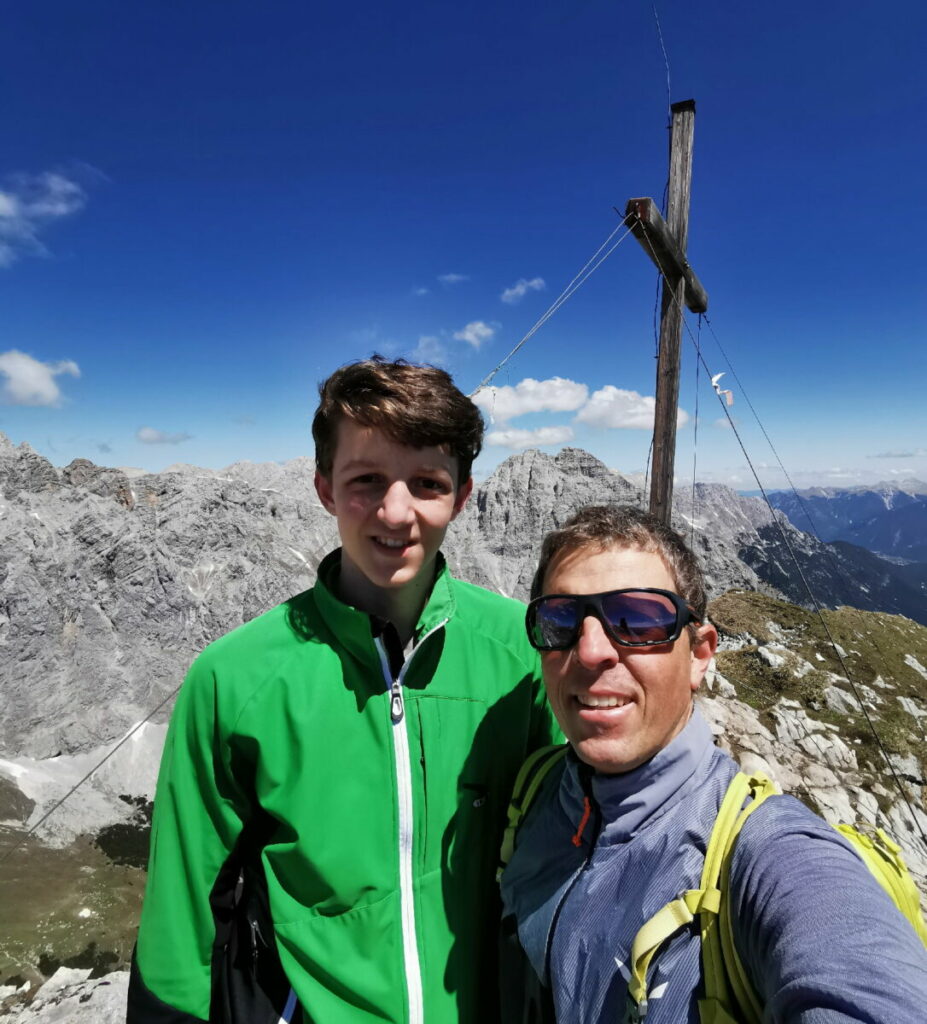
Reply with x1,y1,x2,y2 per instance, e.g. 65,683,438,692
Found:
500,505,927,1023
128,357,560,1024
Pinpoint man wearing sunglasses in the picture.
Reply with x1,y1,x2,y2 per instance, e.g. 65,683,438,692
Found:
500,505,927,1023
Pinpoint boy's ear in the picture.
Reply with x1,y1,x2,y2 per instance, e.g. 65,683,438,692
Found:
451,477,473,519
314,471,337,515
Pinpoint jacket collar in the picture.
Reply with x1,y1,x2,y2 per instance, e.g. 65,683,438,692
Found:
312,549,455,663
559,705,716,844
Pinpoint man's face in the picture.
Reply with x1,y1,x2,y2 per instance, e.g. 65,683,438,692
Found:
539,544,717,774
314,419,472,604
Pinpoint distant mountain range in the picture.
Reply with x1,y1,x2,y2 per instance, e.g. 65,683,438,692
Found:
767,481,927,561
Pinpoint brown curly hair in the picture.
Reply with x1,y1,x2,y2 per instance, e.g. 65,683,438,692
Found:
312,355,484,482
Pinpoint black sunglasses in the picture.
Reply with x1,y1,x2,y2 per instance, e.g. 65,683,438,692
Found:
525,588,700,652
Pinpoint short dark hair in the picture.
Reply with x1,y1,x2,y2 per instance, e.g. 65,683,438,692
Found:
312,355,484,482
531,505,707,619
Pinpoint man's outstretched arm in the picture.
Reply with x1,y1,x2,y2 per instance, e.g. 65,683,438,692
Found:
732,796,927,1023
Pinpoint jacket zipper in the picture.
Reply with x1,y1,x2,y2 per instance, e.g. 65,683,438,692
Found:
375,617,448,1024
543,767,602,987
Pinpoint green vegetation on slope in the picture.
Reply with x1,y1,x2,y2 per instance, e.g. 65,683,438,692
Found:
709,590,927,775
0,829,144,990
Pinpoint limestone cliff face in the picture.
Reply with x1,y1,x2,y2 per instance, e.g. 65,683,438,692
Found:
446,448,646,598
0,436,337,759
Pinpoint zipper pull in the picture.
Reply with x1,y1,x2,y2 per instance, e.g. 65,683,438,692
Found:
250,918,267,965
390,680,404,723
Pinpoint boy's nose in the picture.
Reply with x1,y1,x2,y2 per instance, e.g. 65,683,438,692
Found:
379,482,415,527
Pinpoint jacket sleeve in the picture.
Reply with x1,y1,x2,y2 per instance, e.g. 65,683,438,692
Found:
128,652,248,1023
731,796,927,1022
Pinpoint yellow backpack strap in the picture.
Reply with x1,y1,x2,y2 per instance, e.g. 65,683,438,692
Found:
834,824,927,947
628,888,721,1019
708,773,778,1024
497,744,569,881
626,771,778,1023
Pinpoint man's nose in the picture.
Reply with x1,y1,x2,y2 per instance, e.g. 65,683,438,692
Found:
378,481,415,526
574,614,620,668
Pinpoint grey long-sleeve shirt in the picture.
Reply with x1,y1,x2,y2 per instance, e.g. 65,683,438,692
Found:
500,708,927,1023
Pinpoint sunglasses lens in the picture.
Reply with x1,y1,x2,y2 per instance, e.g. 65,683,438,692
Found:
601,591,679,645
530,597,581,649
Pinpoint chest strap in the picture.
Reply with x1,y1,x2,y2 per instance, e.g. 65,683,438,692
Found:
627,772,779,1022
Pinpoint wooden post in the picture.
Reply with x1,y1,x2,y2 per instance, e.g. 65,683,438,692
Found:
649,99,696,526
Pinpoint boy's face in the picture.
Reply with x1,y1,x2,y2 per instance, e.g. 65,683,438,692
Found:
315,419,472,600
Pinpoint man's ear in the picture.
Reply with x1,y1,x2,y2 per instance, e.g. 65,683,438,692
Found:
689,621,719,693
314,470,336,515
451,476,473,519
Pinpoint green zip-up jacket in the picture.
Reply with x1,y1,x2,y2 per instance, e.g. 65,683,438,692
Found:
129,551,560,1023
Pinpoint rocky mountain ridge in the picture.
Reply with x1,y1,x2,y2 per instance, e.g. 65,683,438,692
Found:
3,433,927,760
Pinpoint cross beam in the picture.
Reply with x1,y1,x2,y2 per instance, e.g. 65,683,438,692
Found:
623,198,708,314
624,99,708,526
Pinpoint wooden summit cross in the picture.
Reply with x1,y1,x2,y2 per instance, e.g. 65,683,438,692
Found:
624,99,708,526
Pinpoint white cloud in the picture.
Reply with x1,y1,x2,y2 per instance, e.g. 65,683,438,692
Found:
438,273,469,285
714,417,732,430
486,425,575,450
137,426,193,445
0,171,88,267
500,276,546,304
412,286,430,296
453,320,495,349
575,385,689,430
412,335,448,365
472,376,588,424
868,448,927,459
0,349,80,406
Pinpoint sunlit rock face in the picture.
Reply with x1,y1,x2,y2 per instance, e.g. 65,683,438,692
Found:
0,435,336,761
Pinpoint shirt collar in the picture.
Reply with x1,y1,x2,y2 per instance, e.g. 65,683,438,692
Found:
559,705,716,843
313,548,455,661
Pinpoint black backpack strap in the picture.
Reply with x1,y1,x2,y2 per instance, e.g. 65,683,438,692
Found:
209,808,307,1024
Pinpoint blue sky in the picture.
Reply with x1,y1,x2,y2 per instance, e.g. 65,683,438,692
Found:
1,1,925,491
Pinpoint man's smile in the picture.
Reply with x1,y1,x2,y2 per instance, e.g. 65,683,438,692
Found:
575,693,632,709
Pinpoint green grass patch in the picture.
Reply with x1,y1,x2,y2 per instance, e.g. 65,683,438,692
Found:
710,592,927,791
709,591,927,708
0,829,144,989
